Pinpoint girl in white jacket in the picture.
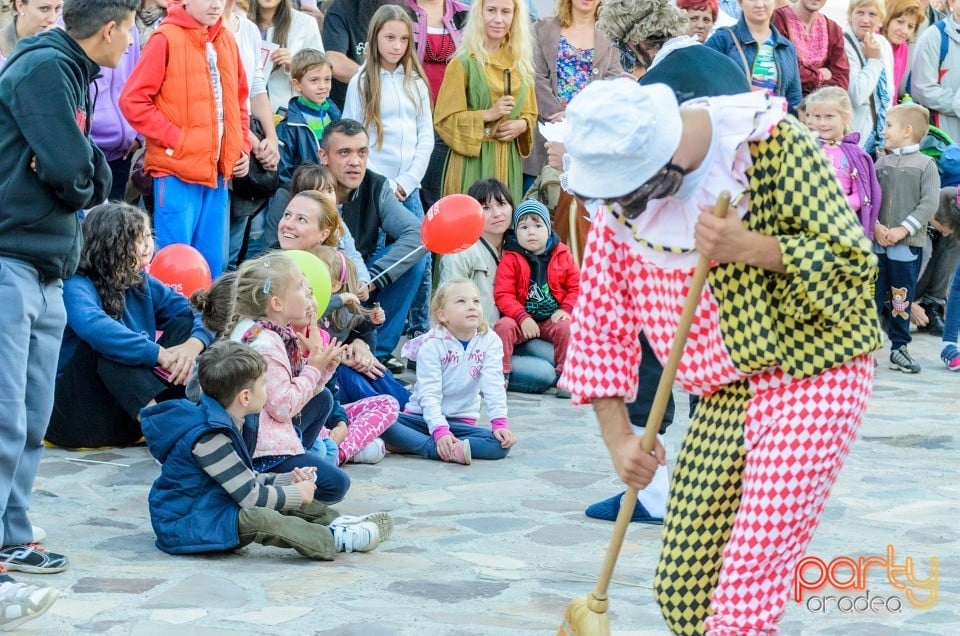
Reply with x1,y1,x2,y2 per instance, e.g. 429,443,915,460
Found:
381,280,517,464
342,4,435,335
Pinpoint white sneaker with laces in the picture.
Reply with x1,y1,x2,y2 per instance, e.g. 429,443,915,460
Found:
348,438,386,464
330,512,393,541
331,521,382,553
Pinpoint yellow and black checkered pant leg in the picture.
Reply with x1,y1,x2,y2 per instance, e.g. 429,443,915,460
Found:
653,381,751,635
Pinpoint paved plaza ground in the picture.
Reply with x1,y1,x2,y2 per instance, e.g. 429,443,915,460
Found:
16,330,959,635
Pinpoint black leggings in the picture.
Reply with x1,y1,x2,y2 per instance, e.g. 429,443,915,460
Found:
47,317,194,448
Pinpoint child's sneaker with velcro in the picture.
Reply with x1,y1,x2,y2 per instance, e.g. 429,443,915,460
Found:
941,344,960,371
450,438,471,465
889,346,921,373
0,545,67,574
330,521,383,553
0,581,58,631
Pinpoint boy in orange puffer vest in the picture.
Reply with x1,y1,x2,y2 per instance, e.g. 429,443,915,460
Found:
120,0,251,278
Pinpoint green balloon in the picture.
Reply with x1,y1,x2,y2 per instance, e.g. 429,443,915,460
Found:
283,249,333,314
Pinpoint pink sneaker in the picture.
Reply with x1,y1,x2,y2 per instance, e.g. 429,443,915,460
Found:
941,344,960,371
449,439,472,465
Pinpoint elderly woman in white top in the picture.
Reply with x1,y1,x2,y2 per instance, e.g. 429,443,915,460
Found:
845,0,895,154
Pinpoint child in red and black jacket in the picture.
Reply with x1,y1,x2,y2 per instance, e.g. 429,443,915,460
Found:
493,199,580,397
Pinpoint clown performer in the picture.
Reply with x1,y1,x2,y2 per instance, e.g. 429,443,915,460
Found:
556,78,882,634
576,0,751,526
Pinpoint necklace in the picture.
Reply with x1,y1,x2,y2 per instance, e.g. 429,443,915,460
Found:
425,31,456,62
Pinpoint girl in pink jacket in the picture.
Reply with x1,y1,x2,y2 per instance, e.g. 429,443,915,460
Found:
225,254,351,503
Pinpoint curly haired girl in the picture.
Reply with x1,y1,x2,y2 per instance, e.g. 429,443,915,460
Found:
48,202,214,449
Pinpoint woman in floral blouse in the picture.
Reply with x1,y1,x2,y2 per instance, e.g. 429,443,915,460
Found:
523,0,621,185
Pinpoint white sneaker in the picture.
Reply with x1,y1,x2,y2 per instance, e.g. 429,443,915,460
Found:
348,439,386,464
331,521,382,553
31,527,45,544
330,512,393,542
0,582,58,631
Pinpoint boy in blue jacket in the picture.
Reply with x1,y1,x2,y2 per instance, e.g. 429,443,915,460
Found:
276,49,341,186
141,341,392,558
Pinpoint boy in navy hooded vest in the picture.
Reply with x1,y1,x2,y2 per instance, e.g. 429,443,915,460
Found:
141,341,393,558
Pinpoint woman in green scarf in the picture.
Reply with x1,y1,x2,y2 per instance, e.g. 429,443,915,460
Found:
434,0,538,203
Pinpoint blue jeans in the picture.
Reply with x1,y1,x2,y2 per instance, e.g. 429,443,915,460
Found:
380,413,510,461
154,174,229,278
255,389,351,504
367,246,428,359
107,155,132,202
228,212,268,268
944,261,960,344
876,248,922,350
335,365,410,410
508,339,556,394
402,189,431,335
0,258,66,547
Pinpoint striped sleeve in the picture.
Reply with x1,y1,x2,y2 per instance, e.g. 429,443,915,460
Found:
192,433,303,511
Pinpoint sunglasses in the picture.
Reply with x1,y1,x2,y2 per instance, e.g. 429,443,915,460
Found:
609,161,688,219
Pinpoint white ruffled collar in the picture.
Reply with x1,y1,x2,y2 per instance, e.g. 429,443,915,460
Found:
603,91,788,268
648,36,703,71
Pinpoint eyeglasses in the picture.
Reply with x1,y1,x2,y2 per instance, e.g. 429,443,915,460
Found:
610,161,687,219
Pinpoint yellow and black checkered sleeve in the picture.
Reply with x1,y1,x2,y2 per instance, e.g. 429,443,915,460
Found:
769,118,878,325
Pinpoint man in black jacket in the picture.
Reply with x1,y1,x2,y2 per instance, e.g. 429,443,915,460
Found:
0,0,137,618
319,119,425,370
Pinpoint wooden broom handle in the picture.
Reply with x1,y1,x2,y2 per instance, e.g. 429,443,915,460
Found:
591,191,732,600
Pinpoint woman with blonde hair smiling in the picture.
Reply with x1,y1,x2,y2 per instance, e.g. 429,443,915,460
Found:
434,0,537,203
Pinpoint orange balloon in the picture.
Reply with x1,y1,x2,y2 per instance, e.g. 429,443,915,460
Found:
421,194,484,254
149,244,213,297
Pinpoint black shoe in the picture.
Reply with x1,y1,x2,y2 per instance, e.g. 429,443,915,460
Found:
920,306,945,336
0,544,68,574
378,356,406,374
406,359,417,372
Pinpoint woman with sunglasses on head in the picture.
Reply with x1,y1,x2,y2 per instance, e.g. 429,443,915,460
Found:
521,0,621,187
704,0,803,112
558,78,881,635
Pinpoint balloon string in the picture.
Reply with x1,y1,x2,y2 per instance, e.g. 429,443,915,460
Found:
365,245,427,289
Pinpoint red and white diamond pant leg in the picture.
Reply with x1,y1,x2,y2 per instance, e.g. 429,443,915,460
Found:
705,355,873,635
337,395,400,463
654,356,873,635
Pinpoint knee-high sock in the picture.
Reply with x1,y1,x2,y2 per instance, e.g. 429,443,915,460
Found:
631,430,669,518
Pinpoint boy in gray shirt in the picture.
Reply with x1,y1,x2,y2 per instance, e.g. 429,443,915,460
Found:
874,103,941,373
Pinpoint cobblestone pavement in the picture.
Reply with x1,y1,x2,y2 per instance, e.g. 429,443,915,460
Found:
16,332,958,635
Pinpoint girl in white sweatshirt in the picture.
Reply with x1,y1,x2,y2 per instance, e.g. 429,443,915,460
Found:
342,4,435,335
381,280,517,464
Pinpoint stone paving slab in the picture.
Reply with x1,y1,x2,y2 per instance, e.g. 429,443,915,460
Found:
14,332,960,634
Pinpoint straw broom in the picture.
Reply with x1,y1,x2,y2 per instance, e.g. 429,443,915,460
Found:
558,191,731,636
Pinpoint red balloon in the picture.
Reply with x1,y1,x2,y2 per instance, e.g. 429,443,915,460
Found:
150,244,212,297
421,194,485,255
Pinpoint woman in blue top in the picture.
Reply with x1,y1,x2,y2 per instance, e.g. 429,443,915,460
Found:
704,0,802,112
48,203,213,449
